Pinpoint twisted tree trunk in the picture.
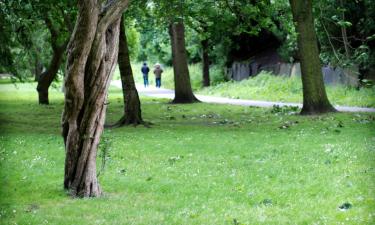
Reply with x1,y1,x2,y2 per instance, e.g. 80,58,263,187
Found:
62,0,129,198
169,21,199,103
114,15,144,126
289,0,336,115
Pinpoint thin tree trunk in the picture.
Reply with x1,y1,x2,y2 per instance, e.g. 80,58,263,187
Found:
114,15,144,126
201,39,210,87
169,21,199,103
339,0,350,58
36,45,65,104
318,4,341,63
289,0,336,115
62,0,129,198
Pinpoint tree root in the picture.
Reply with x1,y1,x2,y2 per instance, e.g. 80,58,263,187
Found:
105,115,152,128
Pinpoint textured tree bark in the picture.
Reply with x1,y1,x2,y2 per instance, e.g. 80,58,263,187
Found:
201,39,210,87
289,0,336,115
62,0,129,198
169,21,199,103
114,15,144,126
36,45,65,104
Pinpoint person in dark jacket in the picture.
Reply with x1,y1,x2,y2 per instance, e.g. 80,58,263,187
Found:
141,62,150,87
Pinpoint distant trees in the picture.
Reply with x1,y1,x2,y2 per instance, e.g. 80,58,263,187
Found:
0,1,49,78
187,1,228,87
289,0,336,114
62,0,129,197
0,0,75,104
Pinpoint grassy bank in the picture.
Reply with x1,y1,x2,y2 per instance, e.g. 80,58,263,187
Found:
198,72,375,108
0,82,374,224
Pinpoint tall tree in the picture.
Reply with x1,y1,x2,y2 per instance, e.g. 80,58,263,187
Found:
152,0,198,103
114,15,144,126
175,0,227,87
170,21,199,103
62,0,129,197
289,0,336,114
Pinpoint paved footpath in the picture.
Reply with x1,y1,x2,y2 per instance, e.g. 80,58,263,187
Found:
111,80,375,113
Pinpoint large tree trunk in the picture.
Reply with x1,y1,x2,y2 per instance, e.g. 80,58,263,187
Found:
114,15,143,126
62,0,129,198
201,39,210,87
289,0,336,115
169,21,199,103
36,45,65,104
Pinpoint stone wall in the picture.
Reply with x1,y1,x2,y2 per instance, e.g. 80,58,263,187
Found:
227,61,359,87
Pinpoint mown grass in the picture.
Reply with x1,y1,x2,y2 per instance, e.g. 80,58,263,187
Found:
0,82,374,224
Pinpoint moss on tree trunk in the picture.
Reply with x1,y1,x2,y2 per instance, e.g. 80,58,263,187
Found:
289,0,336,115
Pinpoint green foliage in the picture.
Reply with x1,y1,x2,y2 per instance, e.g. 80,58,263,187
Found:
314,0,375,69
134,14,171,64
125,21,141,60
268,0,298,62
0,1,49,77
0,0,75,79
0,83,374,224
97,132,113,177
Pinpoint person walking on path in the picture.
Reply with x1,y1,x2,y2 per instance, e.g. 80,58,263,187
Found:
154,63,163,88
141,62,150,88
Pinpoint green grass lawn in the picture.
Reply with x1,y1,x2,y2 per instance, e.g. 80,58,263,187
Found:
0,83,374,224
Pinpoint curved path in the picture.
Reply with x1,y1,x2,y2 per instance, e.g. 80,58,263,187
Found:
111,80,375,113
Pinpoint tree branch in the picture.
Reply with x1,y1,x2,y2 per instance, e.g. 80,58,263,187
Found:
44,15,60,50
318,4,341,63
98,0,130,32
